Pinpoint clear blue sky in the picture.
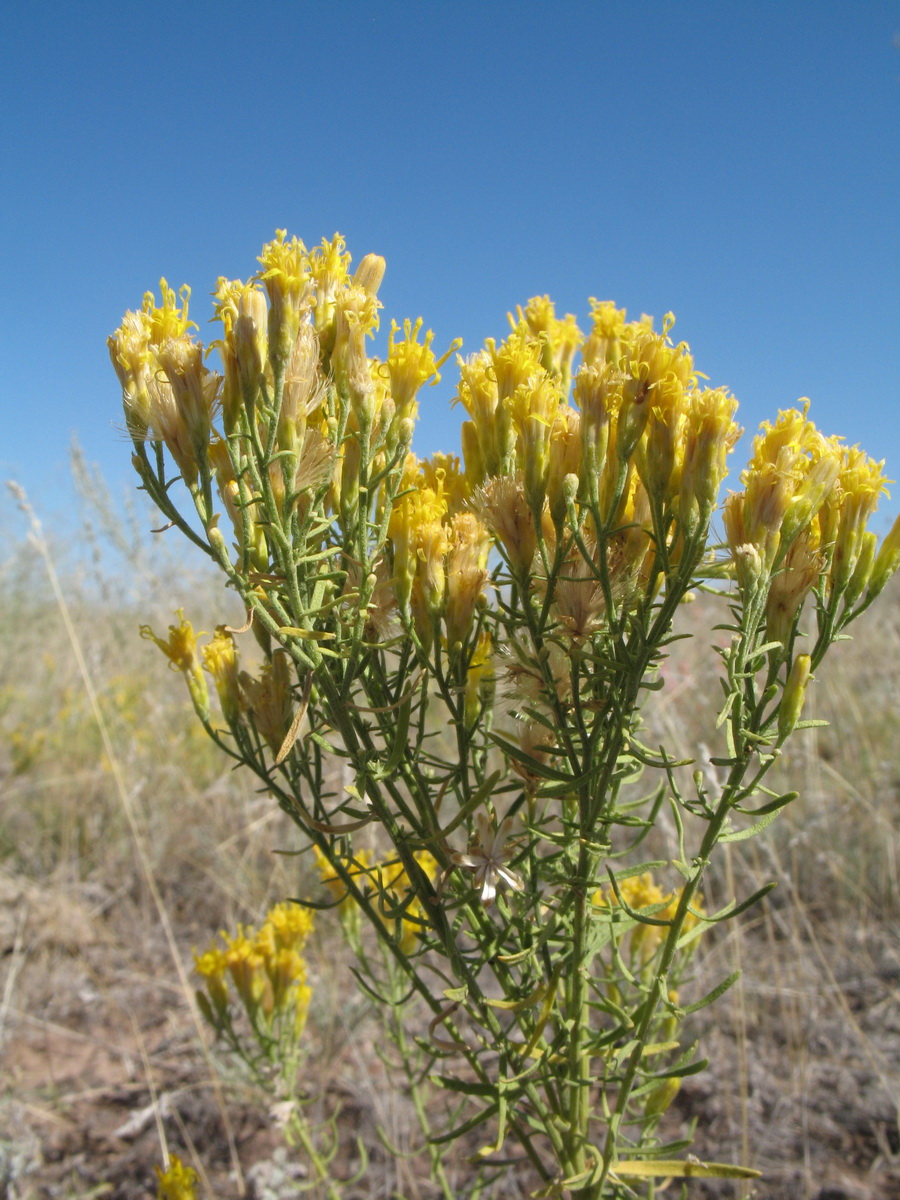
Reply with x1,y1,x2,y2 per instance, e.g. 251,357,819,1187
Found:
2,1,899,544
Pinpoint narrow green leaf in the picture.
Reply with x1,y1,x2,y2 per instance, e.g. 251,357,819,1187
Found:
701,881,776,922
733,790,798,817
719,808,783,842
431,1075,497,1098
681,968,741,1014
612,1159,761,1180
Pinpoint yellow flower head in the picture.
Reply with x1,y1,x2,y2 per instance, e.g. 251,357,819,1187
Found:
156,1155,198,1200
193,944,229,1015
202,626,239,724
313,843,374,907
510,295,583,387
445,510,491,647
108,310,154,437
582,298,627,365
257,229,311,366
222,931,268,1014
155,335,219,470
677,386,742,527
489,329,542,403
388,478,449,632
824,445,890,593
508,373,563,514
212,277,269,428
595,872,705,963
455,349,506,483
727,407,843,578
546,405,582,527
387,318,459,423
264,901,315,952
142,278,197,346
418,452,470,514
140,610,209,721
110,282,211,481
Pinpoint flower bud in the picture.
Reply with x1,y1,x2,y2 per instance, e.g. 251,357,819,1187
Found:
842,528,876,610
867,513,900,601
353,253,386,296
778,654,812,741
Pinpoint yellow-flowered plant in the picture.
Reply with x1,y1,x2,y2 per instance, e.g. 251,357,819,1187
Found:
194,902,314,1088
113,231,900,1199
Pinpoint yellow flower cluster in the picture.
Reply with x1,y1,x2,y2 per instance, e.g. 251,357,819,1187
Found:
724,406,891,641
459,300,741,592
387,453,491,650
313,843,438,954
108,281,217,486
194,902,314,1036
114,232,900,682
109,232,457,557
594,872,704,963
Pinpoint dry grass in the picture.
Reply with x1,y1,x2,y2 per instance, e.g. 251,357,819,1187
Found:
1,488,899,1200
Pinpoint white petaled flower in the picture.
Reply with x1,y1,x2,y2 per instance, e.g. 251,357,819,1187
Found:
452,812,525,906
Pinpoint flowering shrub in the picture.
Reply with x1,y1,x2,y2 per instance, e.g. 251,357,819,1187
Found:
111,231,900,1198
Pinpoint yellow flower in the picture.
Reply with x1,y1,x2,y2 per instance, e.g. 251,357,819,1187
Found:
332,282,382,423
109,281,214,483
264,901,315,952
140,610,209,722
510,295,582,390
108,310,154,438
388,479,450,640
418,452,470,513
308,233,353,353
156,335,219,476
202,626,240,725
193,944,229,1015
725,407,842,579
280,322,322,451
141,278,196,345
595,873,704,962
212,277,269,429
573,359,621,507
222,931,268,1015
156,1154,198,1200
456,350,503,483
546,405,582,528
313,844,373,908
765,529,824,648
582,298,627,366
257,229,311,366
508,373,563,515
387,318,459,424
445,511,491,647
825,445,890,595
677,386,742,527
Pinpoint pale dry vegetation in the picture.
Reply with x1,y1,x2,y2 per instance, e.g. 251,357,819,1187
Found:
1,489,899,1200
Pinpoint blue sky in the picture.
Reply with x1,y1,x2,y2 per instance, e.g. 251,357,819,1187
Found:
2,1,899,547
